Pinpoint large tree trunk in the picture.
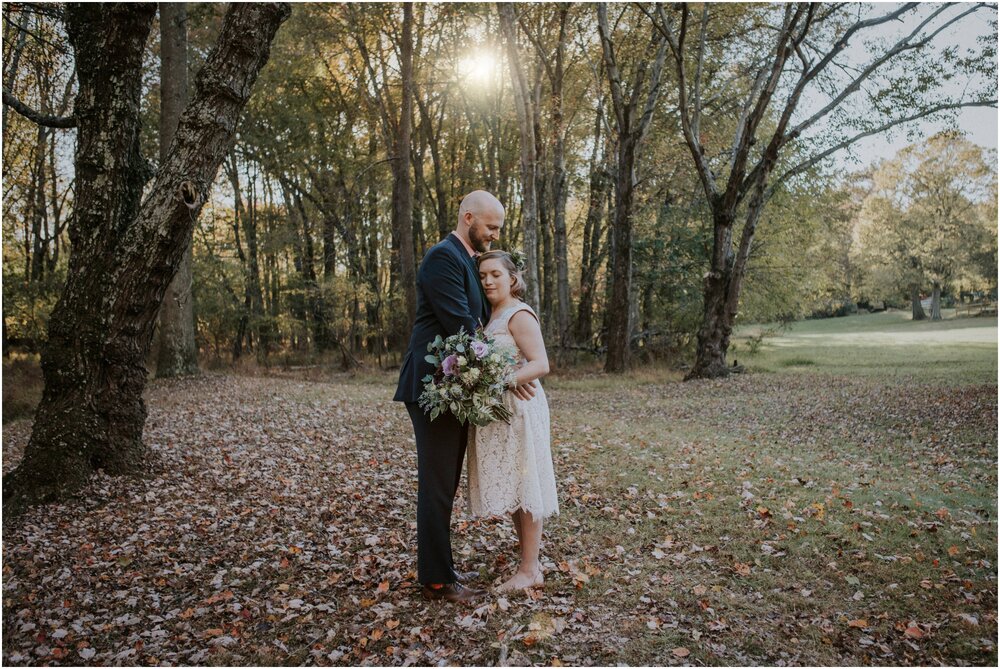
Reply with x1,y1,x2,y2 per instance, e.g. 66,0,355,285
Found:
575,103,609,346
687,230,735,380
534,67,553,333
415,92,450,241
411,123,427,254
392,3,417,341
687,160,775,380
2,2,290,519
548,7,571,350
911,284,927,320
604,136,638,372
154,2,199,377
551,113,569,349
320,187,337,279
930,280,942,320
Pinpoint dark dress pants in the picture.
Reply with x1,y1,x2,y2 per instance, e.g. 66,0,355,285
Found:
405,402,468,584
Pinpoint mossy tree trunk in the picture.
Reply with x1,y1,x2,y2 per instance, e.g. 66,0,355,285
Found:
2,1,291,520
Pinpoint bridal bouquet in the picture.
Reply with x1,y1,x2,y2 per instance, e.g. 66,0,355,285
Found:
419,326,515,426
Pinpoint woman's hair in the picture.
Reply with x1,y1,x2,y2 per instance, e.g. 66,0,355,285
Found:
477,250,525,300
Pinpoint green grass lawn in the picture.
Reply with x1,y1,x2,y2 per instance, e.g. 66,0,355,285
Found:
2,310,996,666
518,310,996,665
730,309,997,384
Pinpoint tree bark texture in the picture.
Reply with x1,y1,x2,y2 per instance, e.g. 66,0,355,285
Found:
392,3,417,339
575,105,610,346
154,1,199,377
2,2,291,519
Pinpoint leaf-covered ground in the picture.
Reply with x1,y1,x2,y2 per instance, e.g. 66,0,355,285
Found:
3,349,997,666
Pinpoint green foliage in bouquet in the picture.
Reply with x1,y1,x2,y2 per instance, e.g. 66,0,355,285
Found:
419,326,516,426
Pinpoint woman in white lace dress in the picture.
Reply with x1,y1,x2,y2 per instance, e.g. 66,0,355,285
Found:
467,250,559,592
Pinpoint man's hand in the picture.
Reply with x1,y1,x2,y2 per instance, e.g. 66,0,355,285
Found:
511,380,537,401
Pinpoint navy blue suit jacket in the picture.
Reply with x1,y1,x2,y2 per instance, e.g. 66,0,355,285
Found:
394,234,490,402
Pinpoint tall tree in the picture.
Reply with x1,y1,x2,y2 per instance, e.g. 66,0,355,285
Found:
345,5,417,340
519,5,572,347
574,96,611,346
646,2,997,379
857,132,997,320
597,2,669,372
154,2,199,377
2,2,290,518
498,2,542,309
395,3,416,334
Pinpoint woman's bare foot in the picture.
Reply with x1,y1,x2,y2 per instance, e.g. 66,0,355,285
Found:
496,566,543,592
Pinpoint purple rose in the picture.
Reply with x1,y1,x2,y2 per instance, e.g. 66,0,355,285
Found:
442,354,458,376
470,340,489,359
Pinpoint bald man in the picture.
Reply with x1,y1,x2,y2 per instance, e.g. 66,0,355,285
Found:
394,190,505,603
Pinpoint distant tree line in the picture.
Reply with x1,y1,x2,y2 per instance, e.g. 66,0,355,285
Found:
3,3,996,378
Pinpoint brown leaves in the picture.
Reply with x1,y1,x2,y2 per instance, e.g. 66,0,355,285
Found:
557,559,600,589
1,369,995,666
204,590,234,605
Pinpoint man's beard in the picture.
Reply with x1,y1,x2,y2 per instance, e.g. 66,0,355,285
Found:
470,228,492,252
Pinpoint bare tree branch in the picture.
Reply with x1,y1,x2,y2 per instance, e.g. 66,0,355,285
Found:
772,99,999,192
649,2,718,199
596,3,626,131
781,3,981,145
690,3,709,141
2,87,75,127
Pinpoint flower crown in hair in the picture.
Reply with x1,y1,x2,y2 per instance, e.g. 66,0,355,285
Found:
506,248,527,273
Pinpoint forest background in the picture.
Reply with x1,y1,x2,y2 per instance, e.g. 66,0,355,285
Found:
1,4,997,664
3,2,997,379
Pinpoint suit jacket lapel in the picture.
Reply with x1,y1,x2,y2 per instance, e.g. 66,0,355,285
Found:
465,253,490,328
447,235,489,329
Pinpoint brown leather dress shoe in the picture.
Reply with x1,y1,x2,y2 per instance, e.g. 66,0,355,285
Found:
422,582,486,604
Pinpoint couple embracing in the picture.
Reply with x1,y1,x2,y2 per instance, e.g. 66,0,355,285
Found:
393,190,559,604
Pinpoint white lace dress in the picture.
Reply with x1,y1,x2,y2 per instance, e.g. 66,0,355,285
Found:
467,302,559,519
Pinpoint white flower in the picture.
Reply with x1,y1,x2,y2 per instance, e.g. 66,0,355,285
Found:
457,356,467,366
